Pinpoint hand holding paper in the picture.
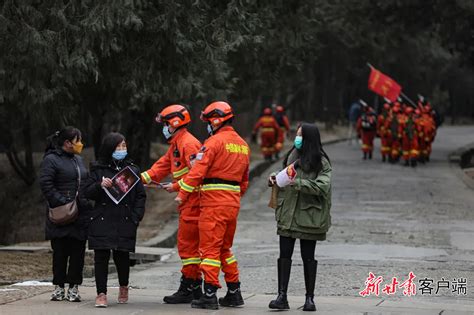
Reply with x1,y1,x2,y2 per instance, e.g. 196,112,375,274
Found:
275,163,297,188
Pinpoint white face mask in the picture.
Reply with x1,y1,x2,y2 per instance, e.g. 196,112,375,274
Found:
162,126,172,139
207,124,214,135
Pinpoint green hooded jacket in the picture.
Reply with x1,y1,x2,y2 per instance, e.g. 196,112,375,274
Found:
274,154,332,241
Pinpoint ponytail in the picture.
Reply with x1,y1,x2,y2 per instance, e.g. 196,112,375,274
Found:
44,127,82,153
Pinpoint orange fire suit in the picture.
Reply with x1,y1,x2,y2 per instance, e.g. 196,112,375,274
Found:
275,113,290,154
356,112,377,154
377,111,391,159
253,115,281,158
141,128,202,280
401,116,419,162
177,126,250,288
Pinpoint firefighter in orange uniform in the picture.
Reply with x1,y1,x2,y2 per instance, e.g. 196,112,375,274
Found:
389,104,402,163
175,101,250,310
377,103,392,162
252,107,282,161
274,105,291,159
400,106,419,167
356,105,377,159
140,105,203,304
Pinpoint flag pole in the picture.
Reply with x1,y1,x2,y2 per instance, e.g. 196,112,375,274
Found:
400,92,417,108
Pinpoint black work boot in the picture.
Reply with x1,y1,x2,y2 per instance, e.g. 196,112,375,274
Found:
163,276,194,304
192,279,203,300
363,152,367,160
302,259,317,312
410,159,417,167
382,155,386,163
191,283,219,310
404,159,409,166
368,151,373,159
269,258,291,310
219,282,244,307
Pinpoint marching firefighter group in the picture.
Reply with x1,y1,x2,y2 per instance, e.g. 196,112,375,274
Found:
356,99,439,166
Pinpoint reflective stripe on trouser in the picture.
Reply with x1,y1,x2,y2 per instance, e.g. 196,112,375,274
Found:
380,136,392,155
361,131,375,153
199,206,240,287
178,206,202,280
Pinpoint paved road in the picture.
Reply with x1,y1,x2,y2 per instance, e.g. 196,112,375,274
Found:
2,125,474,314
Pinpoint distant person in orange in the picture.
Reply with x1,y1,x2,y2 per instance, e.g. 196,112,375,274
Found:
377,103,392,162
252,107,281,161
356,104,377,160
141,105,203,304
274,105,291,159
175,101,250,310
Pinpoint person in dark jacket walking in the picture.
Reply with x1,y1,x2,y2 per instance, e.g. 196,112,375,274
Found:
82,132,146,308
39,127,90,302
268,123,332,312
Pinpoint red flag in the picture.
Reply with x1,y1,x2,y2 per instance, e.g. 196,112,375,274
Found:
368,67,402,102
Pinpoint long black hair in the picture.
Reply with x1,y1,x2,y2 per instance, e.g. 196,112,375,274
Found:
98,132,126,164
283,123,331,174
45,126,82,152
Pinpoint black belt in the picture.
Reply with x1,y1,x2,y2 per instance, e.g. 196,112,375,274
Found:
203,178,239,186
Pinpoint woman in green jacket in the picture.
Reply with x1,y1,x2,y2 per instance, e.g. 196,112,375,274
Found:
268,123,332,312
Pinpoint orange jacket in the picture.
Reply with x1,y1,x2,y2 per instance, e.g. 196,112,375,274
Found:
253,115,280,135
177,126,250,207
141,128,201,209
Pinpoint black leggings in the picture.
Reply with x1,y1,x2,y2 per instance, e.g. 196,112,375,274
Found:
279,235,316,261
94,249,130,294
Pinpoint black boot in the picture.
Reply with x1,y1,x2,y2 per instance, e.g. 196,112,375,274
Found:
302,260,317,312
163,276,194,304
363,152,367,160
219,282,244,307
192,279,203,300
382,155,386,163
368,151,373,160
410,159,417,167
191,283,219,310
404,160,409,166
269,258,291,310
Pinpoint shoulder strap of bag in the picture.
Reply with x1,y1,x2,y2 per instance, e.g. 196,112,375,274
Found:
72,158,81,198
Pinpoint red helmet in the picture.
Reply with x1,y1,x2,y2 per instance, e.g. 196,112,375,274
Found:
415,109,421,115
405,107,414,114
263,107,272,115
383,103,391,110
156,104,191,128
276,105,285,113
392,106,400,114
424,105,432,112
201,101,234,126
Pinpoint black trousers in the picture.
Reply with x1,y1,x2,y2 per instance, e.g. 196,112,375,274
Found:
51,237,86,287
94,249,130,294
279,235,316,260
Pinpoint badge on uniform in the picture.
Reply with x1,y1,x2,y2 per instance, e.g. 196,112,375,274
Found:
196,152,204,161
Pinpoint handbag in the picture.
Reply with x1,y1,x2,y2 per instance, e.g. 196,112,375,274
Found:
48,159,81,225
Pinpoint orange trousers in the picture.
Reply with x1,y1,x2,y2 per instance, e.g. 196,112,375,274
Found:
260,132,277,158
361,130,376,153
178,206,201,280
380,135,392,158
198,206,240,288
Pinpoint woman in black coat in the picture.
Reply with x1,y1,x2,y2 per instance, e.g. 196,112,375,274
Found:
39,126,90,302
82,132,146,307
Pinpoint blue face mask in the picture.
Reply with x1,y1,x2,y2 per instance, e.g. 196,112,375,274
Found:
162,126,172,140
294,136,303,149
207,124,214,135
112,150,127,160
